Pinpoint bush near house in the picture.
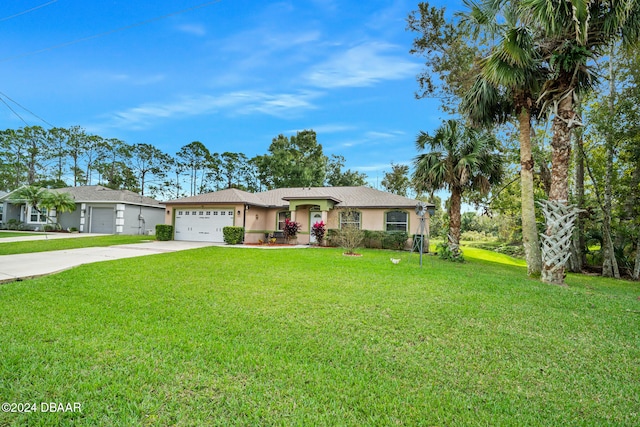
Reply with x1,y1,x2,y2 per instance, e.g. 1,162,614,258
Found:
311,221,326,245
223,226,244,244
155,225,174,241
382,231,409,250
339,230,410,250
283,219,301,243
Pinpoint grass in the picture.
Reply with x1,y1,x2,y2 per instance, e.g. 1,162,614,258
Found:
0,231,40,238
0,235,153,255
0,246,639,426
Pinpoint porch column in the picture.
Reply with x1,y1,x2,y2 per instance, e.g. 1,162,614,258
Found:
79,203,86,232
115,204,125,234
321,210,328,225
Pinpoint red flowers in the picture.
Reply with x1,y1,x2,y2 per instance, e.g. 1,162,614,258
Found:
311,220,326,244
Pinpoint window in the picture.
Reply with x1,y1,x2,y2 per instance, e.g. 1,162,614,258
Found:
178,211,183,215
205,211,211,215
28,206,48,223
277,211,291,230
213,211,218,215
339,211,361,229
199,211,204,216
228,211,233,216
185,211,190,215
385,211,408,232
221,211,226,215
0,205,3,222
191,211,197,215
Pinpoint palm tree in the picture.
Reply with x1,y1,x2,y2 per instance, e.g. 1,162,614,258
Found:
413,120,503,258
9,185,49,224
518,0,640,284
461,0,546,277
41,191,77,229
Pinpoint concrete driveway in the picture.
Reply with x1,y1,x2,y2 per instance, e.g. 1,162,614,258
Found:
0,240,217,283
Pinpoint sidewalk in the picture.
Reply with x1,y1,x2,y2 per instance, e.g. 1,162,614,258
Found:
0,240,217,283
0,231,107,243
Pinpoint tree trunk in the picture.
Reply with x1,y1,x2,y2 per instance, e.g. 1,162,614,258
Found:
519,108,542,277
542,94,574,285
448,188,462,259
633,234,640,280
602,57,620,278
568,108,585,272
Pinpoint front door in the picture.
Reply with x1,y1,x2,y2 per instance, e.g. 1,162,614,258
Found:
309,211,323,243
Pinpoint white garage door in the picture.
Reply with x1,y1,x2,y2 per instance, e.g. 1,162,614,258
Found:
174,209,234,242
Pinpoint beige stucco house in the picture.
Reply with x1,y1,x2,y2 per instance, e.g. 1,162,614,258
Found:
163,186,432,245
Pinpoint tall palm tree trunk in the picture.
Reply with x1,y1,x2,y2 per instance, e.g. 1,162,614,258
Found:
569,125,585,272
602,57,620,278
519,108,542,277
449,188,462,246
543,94,574,285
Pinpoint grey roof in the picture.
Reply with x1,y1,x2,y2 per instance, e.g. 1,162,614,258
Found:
51,186,164,207
166,186,430,209
165,188,267,206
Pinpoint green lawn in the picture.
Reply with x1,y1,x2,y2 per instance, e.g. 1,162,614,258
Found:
0,247,638,426
0,235,153,255
0,231,40,238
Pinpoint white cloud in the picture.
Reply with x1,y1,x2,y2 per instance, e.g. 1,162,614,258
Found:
325,128,406,151
306,42,421,88
81,71,166,86
354,163,395,172
175,23,207,37
365,130,405,139
99,90,321,130
311,124,357,133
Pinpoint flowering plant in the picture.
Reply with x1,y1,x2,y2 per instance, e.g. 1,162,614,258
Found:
283,218,301,242
311,220,326,245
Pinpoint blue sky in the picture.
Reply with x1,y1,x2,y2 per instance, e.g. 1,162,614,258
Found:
0,0,456,187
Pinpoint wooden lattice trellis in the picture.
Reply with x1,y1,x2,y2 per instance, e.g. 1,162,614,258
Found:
538,200,582,279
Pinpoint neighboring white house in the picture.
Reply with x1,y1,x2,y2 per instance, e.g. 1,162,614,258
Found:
0,185,166,235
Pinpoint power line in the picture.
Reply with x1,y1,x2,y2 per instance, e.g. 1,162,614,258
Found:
0,0,223,63
0,0,59,23
0,91,55,128
0,96,30,127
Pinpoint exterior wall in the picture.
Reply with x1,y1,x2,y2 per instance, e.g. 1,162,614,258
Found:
51,202,166,235
122,205,166,235
242,206,269,243
58,208,81,231
4,203,22,224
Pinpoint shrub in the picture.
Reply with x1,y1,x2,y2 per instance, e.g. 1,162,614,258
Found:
223,226,244,244
333,209,364,254
6,219,22,230
461,230,496,242
437,242,464,262
311,221,326,245
382,231,409,250
283,218,301,242
43,224,56,232
155,224,174,241
363,230,385,248
325,229,339,246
